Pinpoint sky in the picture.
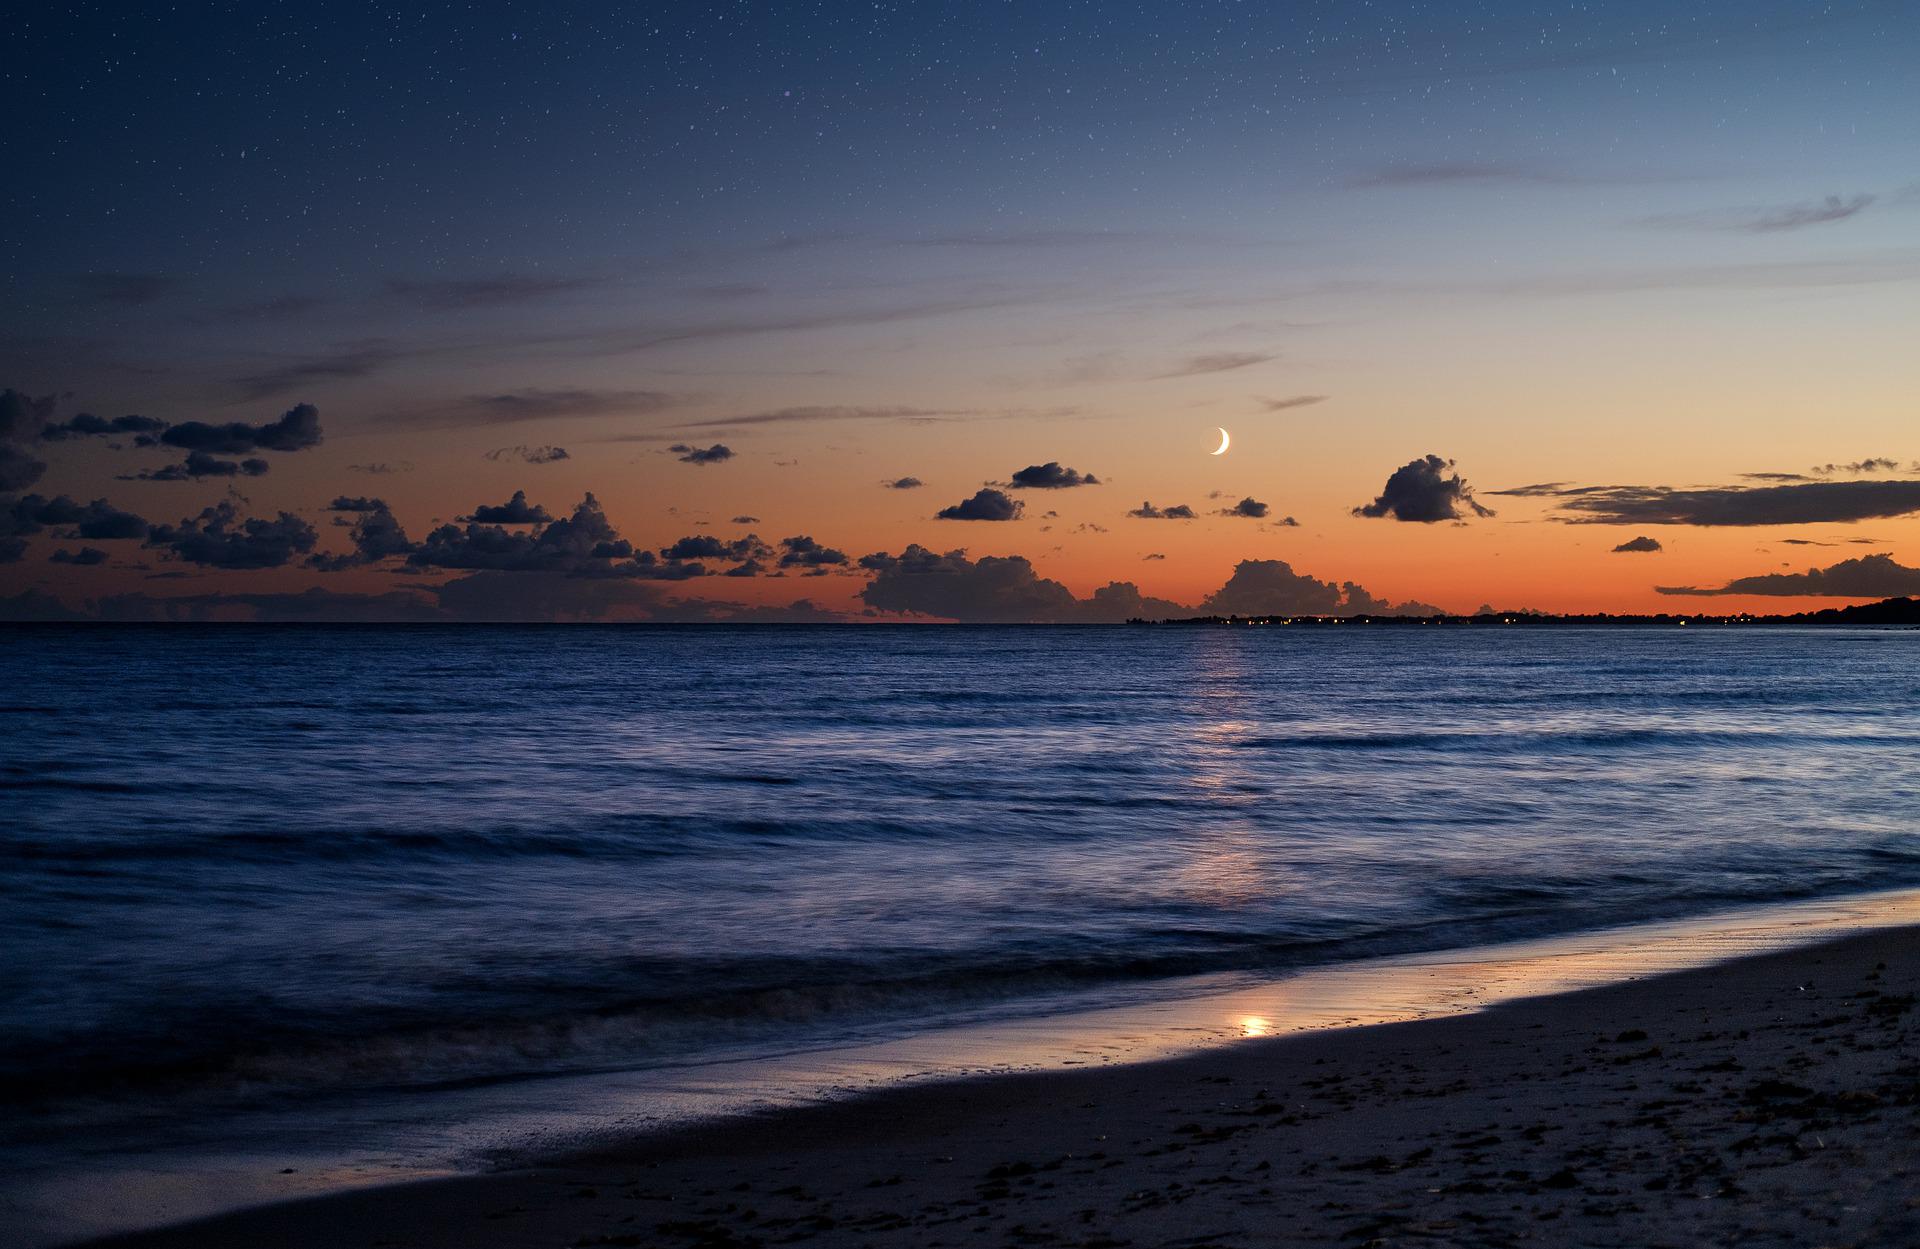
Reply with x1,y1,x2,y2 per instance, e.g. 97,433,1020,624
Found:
3,0,1918,622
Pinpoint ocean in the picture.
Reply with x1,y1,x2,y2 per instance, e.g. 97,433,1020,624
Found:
5,624,1919,1125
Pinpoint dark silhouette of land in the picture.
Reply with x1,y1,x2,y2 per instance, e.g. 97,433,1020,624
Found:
1137,595,1920,628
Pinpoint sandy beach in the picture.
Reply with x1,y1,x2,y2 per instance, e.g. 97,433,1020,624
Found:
73,919,1920,1249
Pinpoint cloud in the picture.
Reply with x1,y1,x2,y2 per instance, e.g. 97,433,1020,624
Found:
675,405,960,430
123,451,270,481
161,403,323,454
671,443,734,465
1354,455,1493,522
1220,497,1269,518
661,534,770,562
1528,479,1920,526
1658,552,1920,598
1256,395,1327,412
348,461,413,474
0,444,47,491
231,345,400,400
1488,482,1572,497
1813,457,1902,475
884,476,924,490
859,545,1184,623
49,547,109,566
1007,462,1100,489
1612,536,1664,553
778,534,849,570
936,488,1023,521
1201,559,1442,617
0,538,24,564
401,388,681,428
1128,501,1196,519
328,496,385,512
38,412,168,442
146,502,318,569
730,514,761,524
858,547,1429,622
74,271,178,305
484,444,570,464
1643,194,1875,233
408,493,710,579
462,490,553,524
307,503,409,572
2,495,149,541
1346,161,1576,189
1272,516,1301,527
0,389,60,441
386,274,601,310
1153,352,1275,379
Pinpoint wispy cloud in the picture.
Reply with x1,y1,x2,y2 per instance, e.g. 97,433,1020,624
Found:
393,388,683,428
1640,193,1875,233
387,274,604,310
1153,352,1276,379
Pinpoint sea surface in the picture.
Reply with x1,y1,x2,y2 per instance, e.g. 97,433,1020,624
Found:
5,624,1920,1126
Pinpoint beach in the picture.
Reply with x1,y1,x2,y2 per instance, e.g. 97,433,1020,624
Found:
76,918,1920,1248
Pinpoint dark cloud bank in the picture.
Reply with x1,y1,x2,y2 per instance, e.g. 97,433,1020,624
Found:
1659,553,1920,598
1498,479,1920,526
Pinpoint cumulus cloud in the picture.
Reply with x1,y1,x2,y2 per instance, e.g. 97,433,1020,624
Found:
1128,501,1197,519
671,442,734,465
1613,536,1664,553
2,495,149,541
309,501,414,571
0,389,60,441
936,488,1023,521
1525,479,1920,526
1007,462,1100,489
160,403,323,455
1658,552,1920,597
1354,455,1493,522
123,451,270,480
485,444,569,464
661,534,770,562
730,514,761,524
409,493,708,580
38,412,168,442
1220,497,1269,518
884,476,924,490
778,534,849,570
859,545,1185,623
348,461,413,474
462,490,553,524
146,502,318,569
50,547,109,566
1153,352,1275,379
1200,559,1442,617
0,444,47,491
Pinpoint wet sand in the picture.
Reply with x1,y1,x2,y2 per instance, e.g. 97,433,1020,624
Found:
77,920,1920,1248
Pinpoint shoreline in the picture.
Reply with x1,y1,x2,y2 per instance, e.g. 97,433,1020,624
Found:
19,886,1920,1248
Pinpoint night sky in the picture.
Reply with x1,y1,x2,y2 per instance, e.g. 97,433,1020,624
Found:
4,1,1917,621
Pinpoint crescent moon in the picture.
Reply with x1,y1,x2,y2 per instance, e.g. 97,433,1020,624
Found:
1210,427,1231,456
